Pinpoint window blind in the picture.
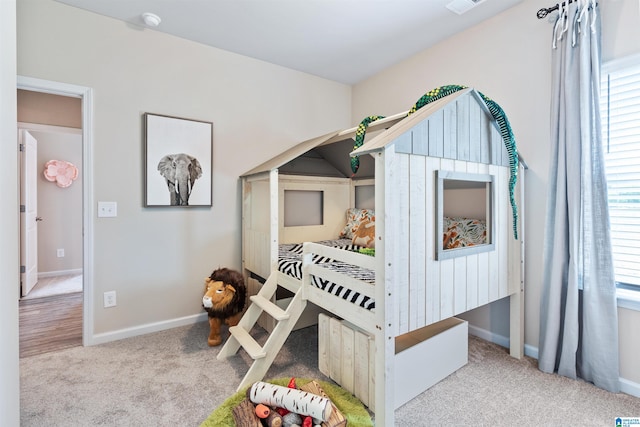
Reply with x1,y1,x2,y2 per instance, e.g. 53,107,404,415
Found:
600,61,640,288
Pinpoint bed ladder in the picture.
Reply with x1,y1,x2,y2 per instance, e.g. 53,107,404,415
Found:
217,271,307,391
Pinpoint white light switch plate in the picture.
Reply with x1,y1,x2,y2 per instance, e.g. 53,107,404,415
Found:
98,201,117,217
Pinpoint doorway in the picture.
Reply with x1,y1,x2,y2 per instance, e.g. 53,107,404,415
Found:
19,123,83,300
17,76,95,348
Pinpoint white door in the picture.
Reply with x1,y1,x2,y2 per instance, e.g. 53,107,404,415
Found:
20,130,38,297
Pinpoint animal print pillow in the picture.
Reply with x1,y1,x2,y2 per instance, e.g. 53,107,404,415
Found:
443,217,487,250
339,208,375,239
352,218,375,248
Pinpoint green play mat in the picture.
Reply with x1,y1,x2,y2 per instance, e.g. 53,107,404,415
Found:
200,378,373,427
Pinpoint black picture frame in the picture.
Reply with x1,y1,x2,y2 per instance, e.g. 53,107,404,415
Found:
144,113,213,207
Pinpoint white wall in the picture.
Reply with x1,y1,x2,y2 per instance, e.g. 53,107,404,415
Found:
17,0,351,337
0,0,20,424
32,129,83,274
353,0,640,387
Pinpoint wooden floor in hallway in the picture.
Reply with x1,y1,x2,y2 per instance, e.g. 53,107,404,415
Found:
19,292,83,358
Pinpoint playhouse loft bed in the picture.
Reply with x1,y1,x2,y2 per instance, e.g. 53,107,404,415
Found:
217,87,527,426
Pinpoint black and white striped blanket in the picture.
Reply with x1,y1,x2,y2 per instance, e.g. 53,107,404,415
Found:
278,239,375,311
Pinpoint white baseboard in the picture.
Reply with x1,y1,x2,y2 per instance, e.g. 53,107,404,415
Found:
620,378,640,398
88,312,208,346
38,269,82,279
467,324,539,359
467,324,639,398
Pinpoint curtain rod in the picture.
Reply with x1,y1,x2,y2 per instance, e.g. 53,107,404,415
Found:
537,0,598,19
537,0,576,19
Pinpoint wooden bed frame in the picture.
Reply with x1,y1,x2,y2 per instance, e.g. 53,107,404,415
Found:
219,88,527,426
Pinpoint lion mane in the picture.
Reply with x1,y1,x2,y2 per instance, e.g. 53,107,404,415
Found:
203,267,246,319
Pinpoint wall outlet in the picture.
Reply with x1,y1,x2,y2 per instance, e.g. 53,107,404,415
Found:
103,291,117,308
57,248,65,258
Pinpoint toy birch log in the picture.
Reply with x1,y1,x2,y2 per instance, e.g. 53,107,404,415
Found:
299,380,347,427
248,382,333,422
232,398,262,427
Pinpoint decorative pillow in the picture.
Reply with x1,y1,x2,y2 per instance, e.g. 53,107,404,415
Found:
339,208,375,239
443,217,487,250
352,218,375,248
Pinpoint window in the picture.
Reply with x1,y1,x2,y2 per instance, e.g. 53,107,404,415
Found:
283,190,323,227
600,54,640,290
435,171,495,260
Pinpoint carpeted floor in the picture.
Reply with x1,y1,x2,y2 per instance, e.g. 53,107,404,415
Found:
20,321,640,426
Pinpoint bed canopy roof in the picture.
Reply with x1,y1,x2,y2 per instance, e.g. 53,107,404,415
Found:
240,91,465,179
240,109,408,179
242,86,521,179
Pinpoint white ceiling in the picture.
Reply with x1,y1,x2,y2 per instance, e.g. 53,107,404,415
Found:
55,0,525,84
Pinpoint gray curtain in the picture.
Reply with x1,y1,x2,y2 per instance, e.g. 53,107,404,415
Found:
539,0,620,392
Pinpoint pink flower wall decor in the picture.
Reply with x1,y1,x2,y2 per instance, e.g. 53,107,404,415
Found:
43,160,79,188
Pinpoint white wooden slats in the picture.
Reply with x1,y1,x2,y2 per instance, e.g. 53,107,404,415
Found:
469,98,483,163
429,109,445,158
456,95,471,161
244,230,270,279
465,161,480,310
390,151,512,330
318,314,375,411
477,161,491,307
498,166,510,299
443,102,457,159
480,105,491,164
340,324,355,393
409,153,427,330
491,124,509,167
425,156,441,325
452,160,468,316
488,164,501,303
412,120,429,156
396,152,411,334
394,91,503,167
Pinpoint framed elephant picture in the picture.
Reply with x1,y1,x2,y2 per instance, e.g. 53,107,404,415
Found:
144,113,213,207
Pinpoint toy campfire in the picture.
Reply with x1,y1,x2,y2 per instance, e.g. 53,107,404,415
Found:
232,378,347,427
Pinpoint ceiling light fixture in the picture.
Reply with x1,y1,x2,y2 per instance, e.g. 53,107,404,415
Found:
141,12,161,27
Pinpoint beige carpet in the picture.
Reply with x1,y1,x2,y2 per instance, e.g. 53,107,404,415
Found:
20,321,639,426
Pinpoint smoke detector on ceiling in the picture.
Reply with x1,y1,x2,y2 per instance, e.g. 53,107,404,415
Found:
141,12,161,27
446,0,486,15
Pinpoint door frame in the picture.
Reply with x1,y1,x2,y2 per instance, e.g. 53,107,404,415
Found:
17,76,95,346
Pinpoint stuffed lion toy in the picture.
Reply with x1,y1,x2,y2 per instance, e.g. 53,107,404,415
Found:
202,268,247,346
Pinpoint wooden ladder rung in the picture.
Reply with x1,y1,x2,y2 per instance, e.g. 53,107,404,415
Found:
250,295,290,321
229,326,266,360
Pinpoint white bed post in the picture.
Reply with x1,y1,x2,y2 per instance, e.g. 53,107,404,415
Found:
509,162,526,359
375,148,394,426
269,169,279,273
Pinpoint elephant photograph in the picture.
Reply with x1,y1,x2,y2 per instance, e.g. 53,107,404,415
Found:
144,113,212,207
157,153,202,206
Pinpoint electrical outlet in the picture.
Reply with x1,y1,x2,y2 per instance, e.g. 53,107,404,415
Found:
57,248,65,257
103,291,117,308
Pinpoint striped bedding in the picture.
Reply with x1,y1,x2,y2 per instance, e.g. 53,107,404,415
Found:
278,239,375,311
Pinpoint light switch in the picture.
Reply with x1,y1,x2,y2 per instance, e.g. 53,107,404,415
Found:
98,201,117,218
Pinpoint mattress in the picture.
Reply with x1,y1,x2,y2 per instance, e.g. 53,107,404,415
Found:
278,239,375,311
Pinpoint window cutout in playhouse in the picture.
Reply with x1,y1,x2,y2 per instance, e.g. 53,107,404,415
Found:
436,170,495,260
284,190,324,227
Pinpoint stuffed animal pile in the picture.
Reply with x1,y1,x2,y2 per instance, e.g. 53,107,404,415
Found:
201,267,246,346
